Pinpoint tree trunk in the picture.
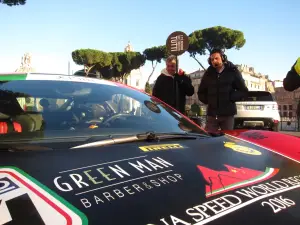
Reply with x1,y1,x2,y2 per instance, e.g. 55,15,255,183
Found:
191,56,207,71
145,61,158,91
147,61,158,84
84,65,96,77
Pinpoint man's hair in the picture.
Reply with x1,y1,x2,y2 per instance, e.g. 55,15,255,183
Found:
210,48,224,56
209,48,228,64
166,55,177,64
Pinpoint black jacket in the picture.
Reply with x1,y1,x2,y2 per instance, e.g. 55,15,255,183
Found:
283,60,300,92
152,69,194,114
198,61,248,117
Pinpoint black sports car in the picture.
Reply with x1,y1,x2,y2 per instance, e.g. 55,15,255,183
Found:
0,73,300,225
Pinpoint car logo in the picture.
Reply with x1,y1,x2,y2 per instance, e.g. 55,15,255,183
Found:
139,143,184,152
224,142,262,155
0,167,87,225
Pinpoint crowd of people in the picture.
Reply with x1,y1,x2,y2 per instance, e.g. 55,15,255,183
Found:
152,49,300,133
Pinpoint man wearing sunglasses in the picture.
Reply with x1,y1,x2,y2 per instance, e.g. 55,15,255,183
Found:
152,55,194,114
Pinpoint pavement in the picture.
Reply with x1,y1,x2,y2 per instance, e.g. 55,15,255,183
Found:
280,131,300,137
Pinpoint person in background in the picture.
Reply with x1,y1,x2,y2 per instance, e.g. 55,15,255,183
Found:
283,57,300,92
152,55,194,114
40,99,50,112
197,49,248,133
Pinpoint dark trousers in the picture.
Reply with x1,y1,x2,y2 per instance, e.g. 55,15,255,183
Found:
205,116,234,133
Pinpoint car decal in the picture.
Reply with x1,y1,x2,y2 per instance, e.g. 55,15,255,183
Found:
0,167,88,225
197,164,279,197
241,131,268,140
0,73,117,86
225,133,300,163
0,74,27,80
154,166,300,225
139,144,185,152
224,141,262,155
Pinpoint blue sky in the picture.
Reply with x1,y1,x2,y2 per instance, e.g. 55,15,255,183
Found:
0,0,299,83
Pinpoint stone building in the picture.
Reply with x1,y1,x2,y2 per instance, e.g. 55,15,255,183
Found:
237,64,273,92
186,69,205,106
123,42,145,90
15,53,35,73
274,87,300,119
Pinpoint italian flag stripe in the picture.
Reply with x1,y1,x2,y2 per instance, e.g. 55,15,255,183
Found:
0,166,88,225
0,74,27,80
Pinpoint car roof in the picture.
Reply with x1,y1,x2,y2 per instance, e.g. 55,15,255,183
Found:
0,73,119,86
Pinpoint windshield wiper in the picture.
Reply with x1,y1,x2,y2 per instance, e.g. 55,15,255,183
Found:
71,131,208,149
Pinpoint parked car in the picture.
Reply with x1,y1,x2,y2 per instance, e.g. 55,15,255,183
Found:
0,73,299,225
234,91,281,131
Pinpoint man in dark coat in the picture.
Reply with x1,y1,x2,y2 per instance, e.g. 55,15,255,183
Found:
283,57,300,92
197,49,248,133
152,55,194,114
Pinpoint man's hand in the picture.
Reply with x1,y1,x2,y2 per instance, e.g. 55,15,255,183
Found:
174,69,186,83
294,57,300,75
178,69,185,76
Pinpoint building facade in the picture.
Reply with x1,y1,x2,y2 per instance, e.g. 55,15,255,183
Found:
237,64,273,92
124,42,145,90
274,87,300,119
186,69,205,106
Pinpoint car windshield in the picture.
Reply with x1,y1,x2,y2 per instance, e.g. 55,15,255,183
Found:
0,77,208,143
239,91,274,102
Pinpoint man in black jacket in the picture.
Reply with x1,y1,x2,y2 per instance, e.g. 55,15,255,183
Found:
198,49,248,133
283,57,300,92
152,55,194,114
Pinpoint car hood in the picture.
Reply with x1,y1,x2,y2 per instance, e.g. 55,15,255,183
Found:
0,134,299,225
224,129,300,161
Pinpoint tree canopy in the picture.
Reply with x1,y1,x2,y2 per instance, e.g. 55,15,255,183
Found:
72,49,145,81
191,103,200,115
188,26,246,69
72,26,245,86
0,0,26,6
72,49,112,76
199,26,245,53
142,26,246,71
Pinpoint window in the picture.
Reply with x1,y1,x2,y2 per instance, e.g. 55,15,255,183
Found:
17,97,68,112
278,105,281,110
0,79,209,141
283,105,287,110
289,112,293,118
283,112,288,117
289,105,293,110
239,91,274,101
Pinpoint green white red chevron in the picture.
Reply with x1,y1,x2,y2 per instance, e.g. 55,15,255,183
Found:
0,167,88,225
